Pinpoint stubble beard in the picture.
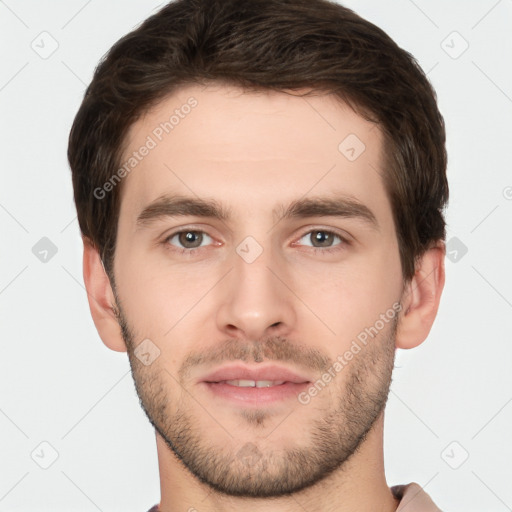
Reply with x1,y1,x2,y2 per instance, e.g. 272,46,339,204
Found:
114,299,397,498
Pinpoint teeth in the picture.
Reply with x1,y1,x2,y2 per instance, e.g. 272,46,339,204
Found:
256,380,284,388
227,379,256,387
225,380,286,388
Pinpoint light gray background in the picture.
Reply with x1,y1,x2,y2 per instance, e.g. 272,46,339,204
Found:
0,0,511,511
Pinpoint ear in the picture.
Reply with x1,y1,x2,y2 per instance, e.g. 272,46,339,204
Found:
396,243,446,349
82,238,127,352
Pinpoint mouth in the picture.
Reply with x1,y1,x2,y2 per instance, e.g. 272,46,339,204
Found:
199,364,311,405
222,379,287,387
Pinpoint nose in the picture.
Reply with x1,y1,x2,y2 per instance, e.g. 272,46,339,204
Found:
215,242,296,342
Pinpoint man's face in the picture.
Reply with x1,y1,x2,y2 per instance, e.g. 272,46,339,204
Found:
112,84,404,497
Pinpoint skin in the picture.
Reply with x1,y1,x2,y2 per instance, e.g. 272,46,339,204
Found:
83,83,445,512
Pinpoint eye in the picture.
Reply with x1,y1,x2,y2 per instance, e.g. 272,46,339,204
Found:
165,230,213,251
295,229,346,252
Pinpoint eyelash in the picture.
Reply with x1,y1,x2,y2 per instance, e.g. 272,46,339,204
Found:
162,228,349,257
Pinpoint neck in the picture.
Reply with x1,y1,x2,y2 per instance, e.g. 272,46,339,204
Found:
154,412,399,512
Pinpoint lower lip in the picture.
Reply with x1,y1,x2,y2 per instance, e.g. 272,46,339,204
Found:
202,381,310,405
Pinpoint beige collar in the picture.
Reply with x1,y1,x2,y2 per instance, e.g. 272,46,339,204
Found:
392,482,442,512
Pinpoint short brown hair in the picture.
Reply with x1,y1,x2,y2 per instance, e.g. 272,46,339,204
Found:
68,0,448,281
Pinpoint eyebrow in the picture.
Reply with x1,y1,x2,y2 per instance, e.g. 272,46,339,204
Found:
136,194,379,230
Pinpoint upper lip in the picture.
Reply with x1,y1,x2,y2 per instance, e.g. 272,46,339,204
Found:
200,364,312,384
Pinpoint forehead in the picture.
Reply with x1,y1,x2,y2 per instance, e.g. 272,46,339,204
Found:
118,83,390,227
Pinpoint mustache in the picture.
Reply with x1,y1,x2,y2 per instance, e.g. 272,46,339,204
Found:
114,299,334,380
178,336,333,382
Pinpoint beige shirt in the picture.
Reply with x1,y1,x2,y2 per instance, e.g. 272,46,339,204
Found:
392,483,442,511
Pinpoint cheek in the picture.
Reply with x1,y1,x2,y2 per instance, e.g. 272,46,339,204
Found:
115,250,222,340
290,248,402,343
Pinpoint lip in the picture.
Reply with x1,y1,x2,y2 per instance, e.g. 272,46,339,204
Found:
199,364,312,406
200,364,311,385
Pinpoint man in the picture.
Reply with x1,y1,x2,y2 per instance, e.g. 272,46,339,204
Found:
68,0,448,510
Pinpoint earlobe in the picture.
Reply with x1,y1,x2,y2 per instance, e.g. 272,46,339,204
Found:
82,238,127,353
395,243,446,349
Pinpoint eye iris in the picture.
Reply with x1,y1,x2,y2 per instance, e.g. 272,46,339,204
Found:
312,230,333,247
179,231,202,248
